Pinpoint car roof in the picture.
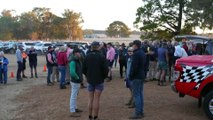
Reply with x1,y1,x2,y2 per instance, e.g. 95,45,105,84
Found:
174,35,212,40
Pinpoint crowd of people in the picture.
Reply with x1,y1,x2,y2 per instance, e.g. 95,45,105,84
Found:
0,39,199,120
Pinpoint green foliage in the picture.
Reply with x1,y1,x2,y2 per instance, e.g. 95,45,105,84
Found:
62,9,84,40
135,0,212,39
0,8,84,40
106,21,131,37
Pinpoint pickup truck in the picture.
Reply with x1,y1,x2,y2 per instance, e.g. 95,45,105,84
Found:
172,55,213,119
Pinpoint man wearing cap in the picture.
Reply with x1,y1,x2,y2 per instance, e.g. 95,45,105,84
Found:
129,40,146,119
46,46,54,86
16,45,23,81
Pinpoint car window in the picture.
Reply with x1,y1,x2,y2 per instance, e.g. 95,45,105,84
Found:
25,43,35,46
44,43,52,46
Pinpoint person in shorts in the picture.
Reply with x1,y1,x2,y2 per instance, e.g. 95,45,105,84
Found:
83,41,108,120
157,42,169,86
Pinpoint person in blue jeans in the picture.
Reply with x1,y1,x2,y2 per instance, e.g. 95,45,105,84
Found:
129,40,146,119
46,46,54,86
69,48,83,117
57,46,68,89
0,52,9,84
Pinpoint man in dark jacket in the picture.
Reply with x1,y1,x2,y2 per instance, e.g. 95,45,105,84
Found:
129,40,146,119
83,41,108,120
28,47,38,78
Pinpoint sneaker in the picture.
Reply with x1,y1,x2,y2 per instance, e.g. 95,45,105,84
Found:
70,112,80,117
75,109,83,113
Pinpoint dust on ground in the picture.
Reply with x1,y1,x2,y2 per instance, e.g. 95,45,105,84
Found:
0,54,209,120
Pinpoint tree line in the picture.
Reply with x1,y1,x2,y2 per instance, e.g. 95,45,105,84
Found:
0,7,83,40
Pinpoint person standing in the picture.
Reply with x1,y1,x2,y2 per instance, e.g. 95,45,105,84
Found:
0,52,9,84
129,40,146,119
16,46,23,81
57,46,68,89
147,41,158,81
106,42,115,81
22,51,28,78
66,44,73,84
52,47,59,82
69,48,83,117
28,47,38,78
125,47,135,108
157,42,169,86
46,46,54,86
118,44,127,78
83,41,108,120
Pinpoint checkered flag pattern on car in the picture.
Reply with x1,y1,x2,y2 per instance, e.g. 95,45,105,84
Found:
180,65,213,89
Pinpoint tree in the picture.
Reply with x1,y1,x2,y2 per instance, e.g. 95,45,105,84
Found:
14,11,38,39
0,10,16,40
106,21,131,37
32,7,55,40
187,0,213,30
134,0,212,39
134,0,190,36
62,9,84,40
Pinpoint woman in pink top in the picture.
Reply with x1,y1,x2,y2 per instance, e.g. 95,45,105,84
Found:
106,43,115,81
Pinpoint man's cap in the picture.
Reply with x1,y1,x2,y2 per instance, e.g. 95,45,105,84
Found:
132,40,142,47
91,41,100,46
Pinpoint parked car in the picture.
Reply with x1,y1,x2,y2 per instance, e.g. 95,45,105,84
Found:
0,42,18,54
174,35,212,55
172,35,213,119
34,42,53,54
17,42,36,53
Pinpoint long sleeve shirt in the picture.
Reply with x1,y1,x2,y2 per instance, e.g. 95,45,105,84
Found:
107,47,115,62
57,52,68,66
47,53,53,64
16,49,23,63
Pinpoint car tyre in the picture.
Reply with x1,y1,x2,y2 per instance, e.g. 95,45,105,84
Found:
203,90,213,120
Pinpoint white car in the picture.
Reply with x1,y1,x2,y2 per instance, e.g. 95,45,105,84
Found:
17,42,36,52
34,42,53,54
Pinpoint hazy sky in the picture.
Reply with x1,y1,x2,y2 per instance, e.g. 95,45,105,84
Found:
0,0,142,30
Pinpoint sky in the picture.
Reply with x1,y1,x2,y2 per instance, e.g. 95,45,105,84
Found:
0,0,142,31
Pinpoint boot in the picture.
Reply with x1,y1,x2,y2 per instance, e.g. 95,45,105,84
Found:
30,73,33,78
35,73,38,78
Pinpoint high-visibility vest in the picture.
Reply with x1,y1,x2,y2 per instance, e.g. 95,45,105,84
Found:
22,52,28,59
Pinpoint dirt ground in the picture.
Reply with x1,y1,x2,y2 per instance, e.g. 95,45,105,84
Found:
0,54,209,120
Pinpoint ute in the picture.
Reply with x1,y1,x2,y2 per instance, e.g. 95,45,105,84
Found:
172,35,213,119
